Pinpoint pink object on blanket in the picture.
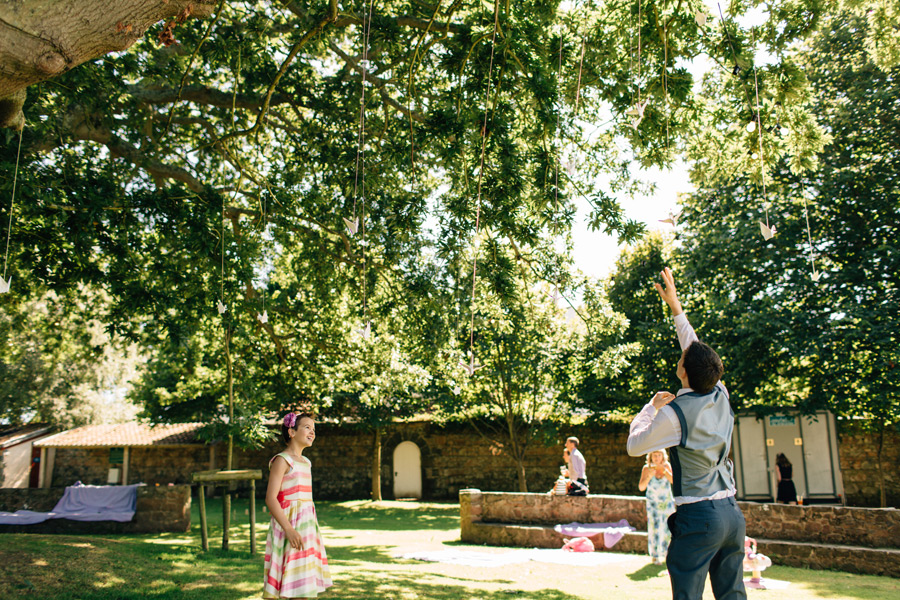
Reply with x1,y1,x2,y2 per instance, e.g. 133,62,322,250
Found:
0,482,138,525
553,519,635,548
562,537,595,552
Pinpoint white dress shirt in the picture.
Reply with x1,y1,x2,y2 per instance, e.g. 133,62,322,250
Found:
626,313,736,505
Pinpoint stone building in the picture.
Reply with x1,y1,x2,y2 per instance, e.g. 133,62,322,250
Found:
0,424,54,487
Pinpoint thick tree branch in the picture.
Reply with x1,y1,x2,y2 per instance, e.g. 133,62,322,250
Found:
0,0,216,129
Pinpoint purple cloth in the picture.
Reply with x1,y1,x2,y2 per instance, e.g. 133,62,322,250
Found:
0,483,138,525
553,519,635,548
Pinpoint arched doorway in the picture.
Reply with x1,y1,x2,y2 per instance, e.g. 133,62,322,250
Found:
392,441,422,499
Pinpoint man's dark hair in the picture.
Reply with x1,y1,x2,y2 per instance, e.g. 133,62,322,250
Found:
682,341,724,394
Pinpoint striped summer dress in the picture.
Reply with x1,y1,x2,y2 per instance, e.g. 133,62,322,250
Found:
263,452,332,598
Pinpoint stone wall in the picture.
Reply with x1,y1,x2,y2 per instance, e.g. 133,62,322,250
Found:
837,423,900,507
239,420,640,501
459,490,900,576
42,419,900,507
0,484,190,533
462,490,900,549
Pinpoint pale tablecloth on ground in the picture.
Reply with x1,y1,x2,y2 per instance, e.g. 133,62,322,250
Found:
553,519,635,548
0,483,138,525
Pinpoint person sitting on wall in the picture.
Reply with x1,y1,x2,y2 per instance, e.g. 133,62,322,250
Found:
565,437,589,496
549,448,572,495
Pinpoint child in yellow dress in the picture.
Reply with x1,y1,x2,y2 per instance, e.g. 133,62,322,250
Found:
263,412,332,598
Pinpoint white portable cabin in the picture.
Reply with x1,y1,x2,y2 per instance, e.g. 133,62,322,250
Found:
732,410,844,503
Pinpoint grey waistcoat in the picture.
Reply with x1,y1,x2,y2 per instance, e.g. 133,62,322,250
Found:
668,385,736,498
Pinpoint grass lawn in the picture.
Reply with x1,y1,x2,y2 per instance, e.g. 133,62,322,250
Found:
1,496,897,599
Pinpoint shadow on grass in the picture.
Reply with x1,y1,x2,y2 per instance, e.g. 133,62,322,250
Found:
627,562,665,581
0,533,261,600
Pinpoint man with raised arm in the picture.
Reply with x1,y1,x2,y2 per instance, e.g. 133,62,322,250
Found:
627,268,746,600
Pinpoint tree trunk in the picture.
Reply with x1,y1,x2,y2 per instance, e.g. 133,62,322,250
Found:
371,428,382,501
223,325,234,550
877,418,886,508
515,456,528,493
0,0,216,129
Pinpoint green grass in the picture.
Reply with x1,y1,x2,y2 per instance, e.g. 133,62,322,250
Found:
1,497,897,599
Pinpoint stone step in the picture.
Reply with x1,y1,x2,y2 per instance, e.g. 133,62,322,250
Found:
467,523,900,577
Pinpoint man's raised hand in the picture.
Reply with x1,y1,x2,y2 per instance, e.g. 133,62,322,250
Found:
653,267,683,316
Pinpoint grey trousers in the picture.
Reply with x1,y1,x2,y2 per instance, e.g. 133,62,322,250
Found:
666,496,747,600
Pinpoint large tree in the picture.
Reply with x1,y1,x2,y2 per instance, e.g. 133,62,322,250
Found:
0,2,838,436
678,11,899,505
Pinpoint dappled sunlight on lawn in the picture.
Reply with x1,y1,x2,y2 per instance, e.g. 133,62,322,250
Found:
2,498,898,600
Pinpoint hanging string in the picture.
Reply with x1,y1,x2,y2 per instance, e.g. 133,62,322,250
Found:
637,0,642,103
753,66,770,230
802,195,819,279
465,0,500,361
554,27,564,211
573,36,586,118
351,0,376,329
663,24,669,155
2,126,24,284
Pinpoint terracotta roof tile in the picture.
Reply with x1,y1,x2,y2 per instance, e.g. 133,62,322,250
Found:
35,423,205,448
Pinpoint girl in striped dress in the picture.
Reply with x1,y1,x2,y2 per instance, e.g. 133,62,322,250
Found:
264,412,332,598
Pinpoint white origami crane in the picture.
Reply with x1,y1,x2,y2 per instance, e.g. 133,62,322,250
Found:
811,269,822,282
694,9,708,27
217,300,227,315
659,210,682,227
546,286,563,306
759,221,777,241
459,353,483,376
343,216,359,237
452,386,462,396
0,275,10,294
357,321,371,340
626,98,650,130
257,310,268,324
746,121,757,133
564,159,577,178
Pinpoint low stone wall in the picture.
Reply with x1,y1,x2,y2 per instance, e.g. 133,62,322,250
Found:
0,484,191,534
460,490,900,576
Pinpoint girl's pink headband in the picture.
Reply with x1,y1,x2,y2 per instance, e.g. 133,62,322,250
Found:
283,413,297,429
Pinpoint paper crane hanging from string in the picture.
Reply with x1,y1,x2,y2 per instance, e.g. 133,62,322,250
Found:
357,320,371,341
217,300,227,315
343,216,359,237
459,351,483,376
694,9,708,27
659,209,682,228
257,309,268,324
627,98,650,130
1,127,24,295
546,285,563,307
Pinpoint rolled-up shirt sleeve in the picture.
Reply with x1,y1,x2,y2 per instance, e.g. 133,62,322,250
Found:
674,313,699,351
627,403,682,456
